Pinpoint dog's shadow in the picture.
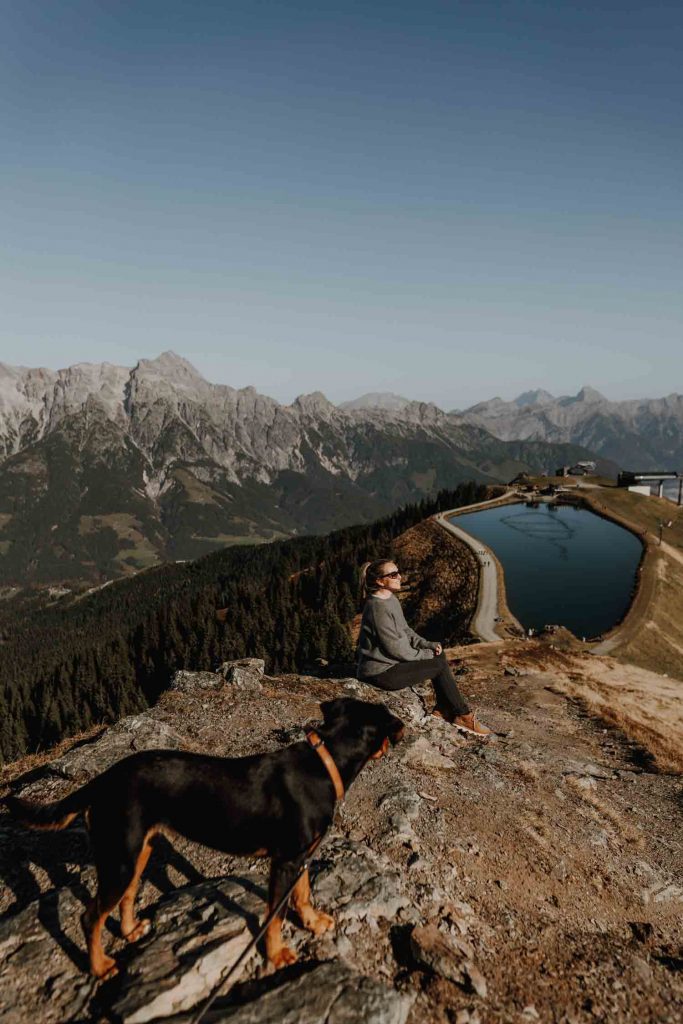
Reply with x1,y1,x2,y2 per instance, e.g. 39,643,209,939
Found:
109,848,268,949
0,824,209,975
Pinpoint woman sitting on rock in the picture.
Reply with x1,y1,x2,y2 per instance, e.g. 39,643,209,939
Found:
356,558,491,737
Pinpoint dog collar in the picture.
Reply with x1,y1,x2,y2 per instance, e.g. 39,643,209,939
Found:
305,729,345,802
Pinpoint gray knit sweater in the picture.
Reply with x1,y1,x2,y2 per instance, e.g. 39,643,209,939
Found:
356,594,439,678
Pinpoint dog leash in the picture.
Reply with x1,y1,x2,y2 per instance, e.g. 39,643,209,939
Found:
189,854,312,1024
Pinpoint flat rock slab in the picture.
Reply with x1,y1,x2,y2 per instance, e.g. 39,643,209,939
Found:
0,832,415,1024
398,735,456,770
207,961,414,1024
562,759,615,780
0,874,266,1024
378,783,422,844
0,887,96,1024
171,670,226,694
107,875,265,1024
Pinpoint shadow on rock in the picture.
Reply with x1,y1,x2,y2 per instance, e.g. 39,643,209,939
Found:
0,821,91,921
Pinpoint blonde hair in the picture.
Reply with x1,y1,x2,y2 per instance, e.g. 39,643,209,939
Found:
359,558,394,602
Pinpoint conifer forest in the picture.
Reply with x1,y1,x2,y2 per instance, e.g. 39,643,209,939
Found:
0,483,488,763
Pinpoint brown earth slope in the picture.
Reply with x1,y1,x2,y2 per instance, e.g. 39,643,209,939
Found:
500,637,683,775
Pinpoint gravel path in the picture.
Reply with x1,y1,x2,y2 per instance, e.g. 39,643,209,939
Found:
434,492,517,642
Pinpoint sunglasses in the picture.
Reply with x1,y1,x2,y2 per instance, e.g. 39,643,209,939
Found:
380,570,401,579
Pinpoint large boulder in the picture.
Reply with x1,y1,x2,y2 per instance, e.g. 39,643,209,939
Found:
15,714,184,799
219,659,265,693
170,670,225,694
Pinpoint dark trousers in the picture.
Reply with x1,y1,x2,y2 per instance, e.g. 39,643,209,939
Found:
361,653,470,716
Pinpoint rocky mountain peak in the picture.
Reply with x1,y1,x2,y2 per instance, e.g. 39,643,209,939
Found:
573,385,606,404
399,399,446,425
0,352,623,584
458,383,683,471
514,389,555,408
291,391,337,417
0,361,26,381
462,396,507,415
340,392,412,413
132,351,207,389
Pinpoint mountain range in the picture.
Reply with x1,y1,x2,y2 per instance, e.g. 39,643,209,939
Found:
0,352,609,586
456,386,683,470
347,386,683,470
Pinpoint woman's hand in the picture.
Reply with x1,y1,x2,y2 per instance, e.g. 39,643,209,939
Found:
434,643,443,655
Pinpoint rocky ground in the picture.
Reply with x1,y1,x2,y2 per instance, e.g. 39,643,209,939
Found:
1,648,682,1024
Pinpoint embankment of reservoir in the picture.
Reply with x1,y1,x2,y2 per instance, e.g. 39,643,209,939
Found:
580,489,683,680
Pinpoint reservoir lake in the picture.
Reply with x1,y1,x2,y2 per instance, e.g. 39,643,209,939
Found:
450,503,643,638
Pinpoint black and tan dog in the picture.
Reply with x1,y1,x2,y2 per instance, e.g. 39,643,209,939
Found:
6,697,404,980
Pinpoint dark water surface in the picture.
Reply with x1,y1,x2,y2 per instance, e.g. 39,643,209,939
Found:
450,503,643,638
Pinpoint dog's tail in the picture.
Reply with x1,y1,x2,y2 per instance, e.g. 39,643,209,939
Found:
3,779,97,831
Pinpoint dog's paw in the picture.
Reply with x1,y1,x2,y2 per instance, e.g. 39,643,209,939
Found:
308,911,335,936
271,945,298,969
94,956,119,981
123,919,151,943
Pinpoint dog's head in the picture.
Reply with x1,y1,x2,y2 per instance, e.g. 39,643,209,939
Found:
319,698,405,760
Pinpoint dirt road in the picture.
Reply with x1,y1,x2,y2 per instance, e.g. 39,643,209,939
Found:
435,513,500,640
435,493,519,642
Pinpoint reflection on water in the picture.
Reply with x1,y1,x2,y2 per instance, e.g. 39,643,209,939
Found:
499,510,575,560
450,503,642,638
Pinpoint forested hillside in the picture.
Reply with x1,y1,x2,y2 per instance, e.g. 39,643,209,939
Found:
0,482,489,762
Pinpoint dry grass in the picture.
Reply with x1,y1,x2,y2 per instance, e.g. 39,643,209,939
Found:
173,467,220,505
566,775,643,845
0,724,106,791
191,533,273,545
612,555,683,679
549,654,683,774
476,637,683,776
590,486,683,554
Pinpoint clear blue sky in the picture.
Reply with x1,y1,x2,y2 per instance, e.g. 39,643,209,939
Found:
1,1,681,408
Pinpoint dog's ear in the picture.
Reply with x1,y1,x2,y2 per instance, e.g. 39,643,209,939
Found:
319,698,351,728
387,713,405,746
